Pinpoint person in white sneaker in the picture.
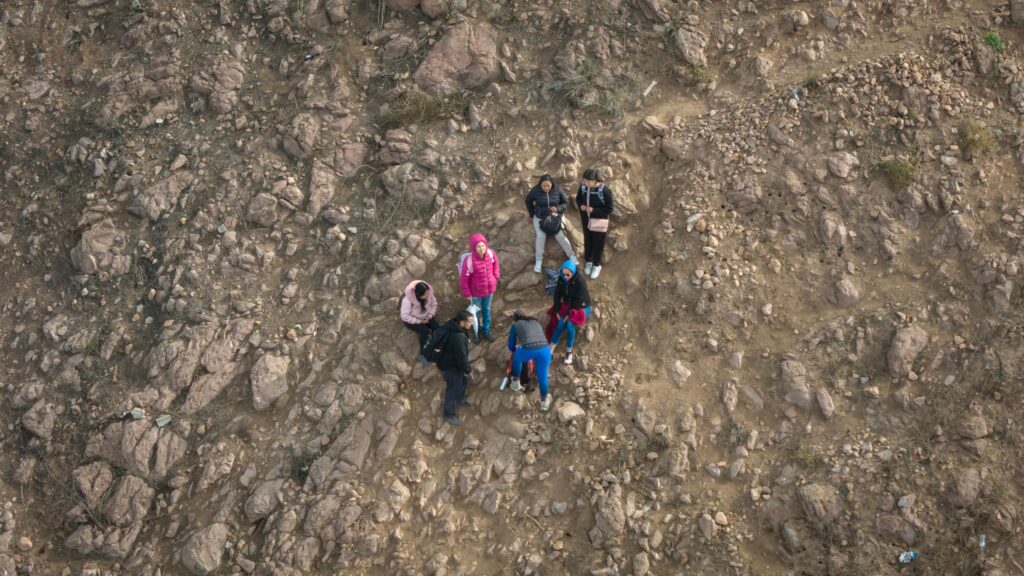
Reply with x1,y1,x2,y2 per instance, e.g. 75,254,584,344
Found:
525,174,577,273
506,310,554,411
575,168,615,280
548,260,591,366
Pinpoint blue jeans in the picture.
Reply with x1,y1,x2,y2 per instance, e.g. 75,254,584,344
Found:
512,346,552,398
550,307,590,350
470,294,493,335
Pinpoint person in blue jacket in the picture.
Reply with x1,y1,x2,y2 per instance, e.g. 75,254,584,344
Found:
507,310,554,411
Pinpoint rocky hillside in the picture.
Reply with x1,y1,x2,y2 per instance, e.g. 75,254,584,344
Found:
1,0,1024,574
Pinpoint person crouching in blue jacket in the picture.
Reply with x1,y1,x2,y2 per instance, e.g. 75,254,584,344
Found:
507,310,554,412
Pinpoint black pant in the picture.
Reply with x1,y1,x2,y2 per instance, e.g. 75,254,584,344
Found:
404,318,439,348
441,370,469,418
582,226,608,266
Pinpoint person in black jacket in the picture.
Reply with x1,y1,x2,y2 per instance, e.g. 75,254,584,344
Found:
549,260,592,366
436,310,475,426
575,168,615,280
525,174,577,273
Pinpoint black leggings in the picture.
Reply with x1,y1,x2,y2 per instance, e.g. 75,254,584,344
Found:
404,318,439,348
582,227,608,266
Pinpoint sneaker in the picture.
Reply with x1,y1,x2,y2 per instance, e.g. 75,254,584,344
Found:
564,351,574,365
415,354,430,365
584,262,593,275
534,260,542,273
590,265,602,279
510,378,522,393
539,395,553,411
444,415,461,427
482,332,496,342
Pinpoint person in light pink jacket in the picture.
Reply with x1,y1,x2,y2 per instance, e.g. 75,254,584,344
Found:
400,280,439,363
458,233,500,341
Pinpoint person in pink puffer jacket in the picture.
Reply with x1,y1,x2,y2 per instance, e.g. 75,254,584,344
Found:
458,233,501,341
400,280,439,364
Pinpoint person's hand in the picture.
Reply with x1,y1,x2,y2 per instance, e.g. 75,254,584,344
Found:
550,206,558,214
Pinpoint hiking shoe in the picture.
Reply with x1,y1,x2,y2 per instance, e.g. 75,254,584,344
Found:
584,262,593,275
482,332,496,342
590,265,602,279
534,260,542,273
564,351,574,365
510,378,523,393
539,395,553,411
444,415,461,427
415,354,430,365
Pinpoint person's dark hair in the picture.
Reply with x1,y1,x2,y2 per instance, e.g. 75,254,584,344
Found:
582,168,601,182
536,174,554,187
414,282,429,311
454,310,473,324
512,309,536,322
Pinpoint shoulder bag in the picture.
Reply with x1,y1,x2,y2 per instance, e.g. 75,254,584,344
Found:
585,188,609,233
539,188,563,235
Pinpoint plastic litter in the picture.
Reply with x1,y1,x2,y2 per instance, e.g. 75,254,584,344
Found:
155,415,172,428
979,534,986,549
466,303,480,338
121,407,146,420
898,551,918,565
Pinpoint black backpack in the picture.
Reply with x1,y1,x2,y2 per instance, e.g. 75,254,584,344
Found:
421,325,451,363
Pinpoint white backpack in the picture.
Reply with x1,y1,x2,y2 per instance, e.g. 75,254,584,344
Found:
458,249,494,276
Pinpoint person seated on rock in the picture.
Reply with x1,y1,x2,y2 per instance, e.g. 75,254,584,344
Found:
399,280,438,364
548,260,591,366
507,310,554,411
525,174,578,274
575,168,615,280
459,233,501,342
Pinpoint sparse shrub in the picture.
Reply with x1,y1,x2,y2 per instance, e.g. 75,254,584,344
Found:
877,158,918,191
793,438,827,471
983,29,1006,53
959,120,995,160
802,75,820,91
379,90,466,129
682,63,707,86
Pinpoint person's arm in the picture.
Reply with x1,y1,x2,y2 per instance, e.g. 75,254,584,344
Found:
492,250,501,281
556,187,569,214
399,297,417,324
507,324,517,351
455,334,472,374
426,293,438,320
605,187,614,215
525,189,536,218
553,283,564,311
575,187,584,211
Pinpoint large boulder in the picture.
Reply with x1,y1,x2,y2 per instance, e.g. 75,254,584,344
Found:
180,523,229,575
672,25,708,67
886,325,928,376
251,354,290,410
414,23,499,95
71,219,132,276
381,163,440,205
779,360,812,410
799,483,841,531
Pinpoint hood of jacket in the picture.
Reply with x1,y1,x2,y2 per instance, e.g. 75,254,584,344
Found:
560,259,577,279
403,280,432,302
468,233,489,253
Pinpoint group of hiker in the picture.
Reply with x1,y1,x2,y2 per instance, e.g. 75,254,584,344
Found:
399,169,614,426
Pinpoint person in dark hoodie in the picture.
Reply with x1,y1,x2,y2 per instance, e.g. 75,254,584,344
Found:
549,260,591,366
525,174,578,273
436,310,475,426
575,168,615,280
507,310,554,411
